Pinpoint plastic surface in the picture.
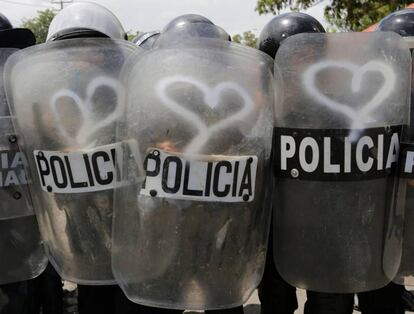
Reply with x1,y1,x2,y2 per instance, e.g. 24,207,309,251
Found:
5,38,138,284
273,32,411,293
112,39,275,309
0,48,47,285
393,38,414,286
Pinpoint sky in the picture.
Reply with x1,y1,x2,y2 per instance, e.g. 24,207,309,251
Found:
1,0,330,36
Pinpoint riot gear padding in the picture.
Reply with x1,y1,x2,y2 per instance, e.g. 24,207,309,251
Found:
47,2,126,41
5,38,139,284
258,12,325,59
273,32,410,293
112,39,276,309
377,9,414,37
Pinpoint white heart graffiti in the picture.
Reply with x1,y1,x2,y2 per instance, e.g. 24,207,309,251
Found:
156,75,255,154
302,60,396,141
50,76,125,147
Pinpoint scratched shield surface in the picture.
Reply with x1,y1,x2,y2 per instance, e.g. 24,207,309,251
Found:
0,48,47,286
113,39,275,309
5,38,138,284
273,32,410,292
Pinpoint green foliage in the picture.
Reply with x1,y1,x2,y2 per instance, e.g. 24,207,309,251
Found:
127,31,140,42
21,9,56,44
255,0,413,31
232,31,258,48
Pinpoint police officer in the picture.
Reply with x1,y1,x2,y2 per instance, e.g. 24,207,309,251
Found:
0,12,55,314
354,9,414,314
45,3,182,314
160,14,243,314
258,12,354,314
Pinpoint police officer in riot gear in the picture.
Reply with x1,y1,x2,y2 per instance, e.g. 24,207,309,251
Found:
43,4,198,314
138,14,243,314
258,12,355,314
44,3,170,314
354,9,414,314
0,12,54,314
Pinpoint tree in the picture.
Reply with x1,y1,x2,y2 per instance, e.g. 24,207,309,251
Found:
255,0,413,31
21,9,56,44
232,31,258,48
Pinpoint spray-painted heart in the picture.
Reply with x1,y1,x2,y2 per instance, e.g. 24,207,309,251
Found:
50,76,125,147
156,75,255,154
302,60,395,141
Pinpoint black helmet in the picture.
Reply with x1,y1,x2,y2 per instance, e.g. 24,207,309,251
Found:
377,9,414,37
47,2,126,41
163,14,214,32
132,31,160,49
258,12,325,59
0,12,35,48
0,12,12,31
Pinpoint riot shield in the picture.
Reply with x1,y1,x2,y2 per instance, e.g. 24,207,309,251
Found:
393,38,414,286
5,38,138,284
112,39,275,309
0,48,47,285
273,32,410,293
394,127,414,286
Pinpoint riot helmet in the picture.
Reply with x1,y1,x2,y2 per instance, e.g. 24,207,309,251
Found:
377,9,414,37
156,22,231,49
163,14,214,32
258,12,325,59
162,14,231,41
0,12,12,30
46,2,126,41
132,31,160,49
0,12,35,48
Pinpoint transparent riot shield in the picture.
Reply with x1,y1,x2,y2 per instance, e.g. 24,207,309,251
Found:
0,48,47,285
393,38,414,287
273,32,410,293
5,39,138,284
395,127,414,286
112,39,275,309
